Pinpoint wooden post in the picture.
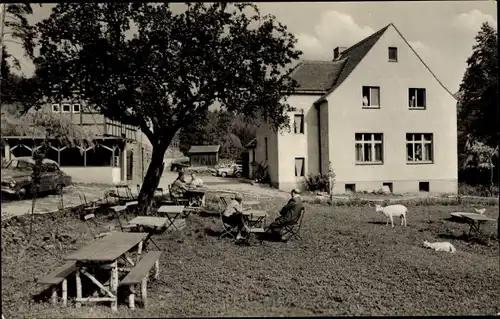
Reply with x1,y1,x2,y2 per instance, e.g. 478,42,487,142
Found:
111,260,118,312
141,276,148,309
154,259,159,280
51,287,58,305
136,241,143,265
75,268,82,308
62,278,68,306
128,286,135,310
57,148,61,166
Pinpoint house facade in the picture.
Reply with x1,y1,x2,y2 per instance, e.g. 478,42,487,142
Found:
2,101,155,185
252,23,458,194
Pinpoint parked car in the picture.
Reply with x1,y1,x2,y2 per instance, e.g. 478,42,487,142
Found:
215,164,243,178
170,157,190,172
1,157,72,200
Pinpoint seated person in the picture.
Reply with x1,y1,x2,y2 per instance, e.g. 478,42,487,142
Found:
171,171,188,200
267,188,303,241
188,172,204,187
222,193,249,240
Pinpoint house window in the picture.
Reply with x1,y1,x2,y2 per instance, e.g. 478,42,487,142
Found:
355,133,383,164
419,181,430,192
406,133,433,163
52,104,60,113
362,86,380,108
62,104,71,113
388,47,398,62
295,157,305,177
72,104,81,113
264,137,268,161
409,88,426,109
383,182,393,193
294,114,304,134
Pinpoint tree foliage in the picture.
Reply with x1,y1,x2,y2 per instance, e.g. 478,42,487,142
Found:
457,22,498,148
32,3,301,211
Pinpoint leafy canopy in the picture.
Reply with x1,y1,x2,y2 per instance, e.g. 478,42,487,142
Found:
457,22,498,147
33,3,302,148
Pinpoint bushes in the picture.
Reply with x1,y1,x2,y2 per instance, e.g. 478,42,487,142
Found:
304,163,336,193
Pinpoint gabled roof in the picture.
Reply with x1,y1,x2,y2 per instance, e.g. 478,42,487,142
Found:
289,23,456,104
315,24,390,103
188,145,220,154
289,60,347,93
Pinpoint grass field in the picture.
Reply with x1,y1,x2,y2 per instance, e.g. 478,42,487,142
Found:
1,196,499,318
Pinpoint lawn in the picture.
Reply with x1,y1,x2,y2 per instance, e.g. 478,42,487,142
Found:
1,196,499,317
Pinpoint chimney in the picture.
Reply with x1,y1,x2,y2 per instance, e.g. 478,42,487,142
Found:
333,46,347,60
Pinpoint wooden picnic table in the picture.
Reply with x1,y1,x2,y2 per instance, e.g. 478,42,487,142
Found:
185,187,207,207
129,216,169,229
65,232,149,311
450,212,496,235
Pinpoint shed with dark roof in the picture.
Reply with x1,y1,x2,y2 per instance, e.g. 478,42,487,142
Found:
188,145,220,166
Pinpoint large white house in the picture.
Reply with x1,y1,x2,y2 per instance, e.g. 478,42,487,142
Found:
250,23,458,194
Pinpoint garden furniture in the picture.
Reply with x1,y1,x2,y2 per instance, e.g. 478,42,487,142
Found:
157,205,187,232
167,184,190,206
128,216,170,250
450,212,496,236
64,232,151,312
185,187,207,207
38,261,77,306
83,213,112,240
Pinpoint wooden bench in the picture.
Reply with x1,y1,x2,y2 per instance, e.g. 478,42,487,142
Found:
38,261,77,306
120,251,162,309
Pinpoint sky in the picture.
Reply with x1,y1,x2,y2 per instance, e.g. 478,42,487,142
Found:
3,1,497,94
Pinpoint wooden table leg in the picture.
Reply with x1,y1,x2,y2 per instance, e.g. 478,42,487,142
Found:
76,268,82,308
136,241,143,265
62,278,68,307
110,260,118,312
141,276,148,309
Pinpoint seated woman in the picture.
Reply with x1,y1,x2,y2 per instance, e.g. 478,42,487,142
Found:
222,193,249,240
188,172,204,187
267,188,303,241
171,171,189,201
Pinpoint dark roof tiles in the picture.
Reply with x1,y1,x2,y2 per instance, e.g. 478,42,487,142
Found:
188,145,221,153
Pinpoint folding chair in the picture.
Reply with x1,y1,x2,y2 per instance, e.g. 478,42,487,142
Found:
218,196,238,240
280,207,305,242
83,213,112,240
168,184,189,206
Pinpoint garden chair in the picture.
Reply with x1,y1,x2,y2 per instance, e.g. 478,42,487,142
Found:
168,184,189,206
280,207,305,242
218,196,239,240
83,213,112,240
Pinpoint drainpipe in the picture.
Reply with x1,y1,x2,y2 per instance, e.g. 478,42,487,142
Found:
315,103,322,174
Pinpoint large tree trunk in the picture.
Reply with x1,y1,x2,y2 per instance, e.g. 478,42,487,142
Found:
137,139,171,215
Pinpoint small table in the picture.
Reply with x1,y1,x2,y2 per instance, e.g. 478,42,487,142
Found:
451,212,496,236
242,210,268,228
65,232,149,312
157,205,186,232
185,188,207,207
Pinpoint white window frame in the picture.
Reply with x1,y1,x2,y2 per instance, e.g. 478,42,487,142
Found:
295,157,305,177
355,133,384,164
409,88,426,109
362,86,380,108
406,133,433,164
52,104,60,113
293,114,304,134
72,104,81,113
61,104,71,113
388,47,398,62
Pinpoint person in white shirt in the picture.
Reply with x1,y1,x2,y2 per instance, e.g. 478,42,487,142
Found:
222,193,249,240
189,172,204,187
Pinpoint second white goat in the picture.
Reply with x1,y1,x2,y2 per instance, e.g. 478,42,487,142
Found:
375,204,408,227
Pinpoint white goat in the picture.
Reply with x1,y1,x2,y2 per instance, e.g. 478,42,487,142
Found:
375,204,408,227
474,208,486,215
423,240,456,253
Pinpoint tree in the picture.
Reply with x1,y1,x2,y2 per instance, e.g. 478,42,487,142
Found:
457,22,498,148
0,3,37,104
32,3,301,212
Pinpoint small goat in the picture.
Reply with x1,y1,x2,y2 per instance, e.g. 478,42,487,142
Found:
375,204,408,227
474,208,486,215
423,240,456,253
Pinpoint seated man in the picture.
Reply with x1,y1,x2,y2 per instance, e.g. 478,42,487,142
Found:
267,188,303,241
171,171,189,200
222,193,249,240
188,172,204,187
